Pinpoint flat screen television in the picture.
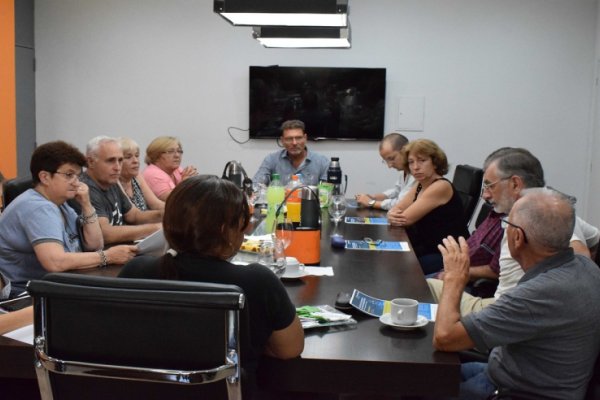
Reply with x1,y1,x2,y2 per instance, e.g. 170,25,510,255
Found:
249,66,386,141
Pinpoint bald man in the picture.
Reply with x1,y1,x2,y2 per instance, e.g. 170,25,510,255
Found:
434,188,600,399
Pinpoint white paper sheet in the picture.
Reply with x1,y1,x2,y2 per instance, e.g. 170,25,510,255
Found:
3,324,34,345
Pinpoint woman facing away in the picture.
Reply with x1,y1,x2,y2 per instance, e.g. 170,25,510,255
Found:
141,136,198,201
117,137,164,211
0,141,137,298
387,139,469,275
119,175,304,396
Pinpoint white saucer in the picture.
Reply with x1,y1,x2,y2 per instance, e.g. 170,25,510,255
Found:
280,269,308,280
379,314,429,330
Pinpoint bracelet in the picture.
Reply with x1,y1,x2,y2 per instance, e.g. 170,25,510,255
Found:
97,250,108,268
80,211,98,225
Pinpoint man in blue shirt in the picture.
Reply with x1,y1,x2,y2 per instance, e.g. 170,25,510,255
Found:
253,120,330,186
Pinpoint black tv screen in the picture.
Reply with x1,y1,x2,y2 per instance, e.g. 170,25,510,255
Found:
249,66,386,141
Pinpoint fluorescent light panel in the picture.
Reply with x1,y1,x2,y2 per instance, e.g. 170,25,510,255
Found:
253,26,351,49
214,0,348,27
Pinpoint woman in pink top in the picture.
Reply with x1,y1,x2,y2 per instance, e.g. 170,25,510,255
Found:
142,136,198,201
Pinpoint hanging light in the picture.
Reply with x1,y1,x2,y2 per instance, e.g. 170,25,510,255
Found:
214,0,348,27
252,26,351,48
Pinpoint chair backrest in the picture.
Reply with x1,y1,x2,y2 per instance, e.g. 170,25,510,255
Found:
475,202,493,229
28,273,245,400
452,164,484,227
2,176,33,209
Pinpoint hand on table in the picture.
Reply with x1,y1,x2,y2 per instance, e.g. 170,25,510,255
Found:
105,245,138,265
387,207,408,226
354,194,372,208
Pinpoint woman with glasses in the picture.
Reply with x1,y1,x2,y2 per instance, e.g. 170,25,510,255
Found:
117,137,164,211
142,136,198,201
0,141,137,298
387,139,469,274
120,175,304,398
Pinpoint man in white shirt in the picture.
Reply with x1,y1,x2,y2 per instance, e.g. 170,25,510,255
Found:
428,147,597,315
355,133,415,210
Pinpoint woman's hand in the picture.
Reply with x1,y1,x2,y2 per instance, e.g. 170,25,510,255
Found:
181,165,198,180
73,182,92,206
387,207,407,226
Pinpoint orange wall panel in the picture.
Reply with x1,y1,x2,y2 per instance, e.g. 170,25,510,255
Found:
0,0,16,179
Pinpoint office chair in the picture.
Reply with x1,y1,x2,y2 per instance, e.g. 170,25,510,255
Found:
28,273,245,400
2,176,33,209
452,165,484,227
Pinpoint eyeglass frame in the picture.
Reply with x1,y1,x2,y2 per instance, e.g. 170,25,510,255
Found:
281,135,306,144
500,217,528,243
481,177,510,193
53,171,82,182
162,149,184,155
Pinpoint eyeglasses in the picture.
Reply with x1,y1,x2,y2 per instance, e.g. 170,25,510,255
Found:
381,152,399,165
282,136,305,144
54,171,82,182
501,217,528,243
163,149,184,155
481,177,510,193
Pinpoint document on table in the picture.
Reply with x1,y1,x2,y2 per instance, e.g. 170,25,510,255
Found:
3,324,33,345
136,229,168,256
349,289,438,321
345,240,410,251
344,216,388,225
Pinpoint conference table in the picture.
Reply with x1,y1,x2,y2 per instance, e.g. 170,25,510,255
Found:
0,206,460,398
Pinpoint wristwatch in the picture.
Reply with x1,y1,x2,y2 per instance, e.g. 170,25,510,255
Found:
368,199,376,208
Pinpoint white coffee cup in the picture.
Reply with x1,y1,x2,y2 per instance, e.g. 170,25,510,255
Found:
285,257,302,275
390,298,418,325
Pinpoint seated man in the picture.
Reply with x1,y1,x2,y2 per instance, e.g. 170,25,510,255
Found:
355,133,416,210
434,188,600,399
253,119,330,186
428,147,597,315
72,136,162,244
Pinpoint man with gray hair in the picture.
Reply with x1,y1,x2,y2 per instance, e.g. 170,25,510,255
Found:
434,188,600,398
428,147,598,315
71,136,162,244
354,133,415,210
253,119,330,186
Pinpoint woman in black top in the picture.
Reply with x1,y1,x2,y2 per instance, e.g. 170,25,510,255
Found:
120,175,304,397
387,139,469,274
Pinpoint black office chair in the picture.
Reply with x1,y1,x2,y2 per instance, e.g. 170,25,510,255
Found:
28,273,245,400
452,164,484,227
2,176,33,209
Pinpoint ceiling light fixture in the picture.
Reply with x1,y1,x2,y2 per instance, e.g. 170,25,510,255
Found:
252,26,351,49
214,0,348,27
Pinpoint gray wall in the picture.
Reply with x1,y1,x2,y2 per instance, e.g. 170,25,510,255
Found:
34,0,599,223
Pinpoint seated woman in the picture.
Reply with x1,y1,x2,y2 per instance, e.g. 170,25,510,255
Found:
0,141,137,298
119,175,304,396
387,139,469,274
142,136,198,201
118,137,164,211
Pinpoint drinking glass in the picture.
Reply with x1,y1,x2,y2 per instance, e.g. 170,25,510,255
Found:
328,195,347,227
277,218,294,250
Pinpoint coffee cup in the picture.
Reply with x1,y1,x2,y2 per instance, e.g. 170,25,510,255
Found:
390,298,418,325
285,257,302,275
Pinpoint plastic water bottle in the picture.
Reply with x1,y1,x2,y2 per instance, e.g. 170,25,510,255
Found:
265,173,285,233
285,175,302,223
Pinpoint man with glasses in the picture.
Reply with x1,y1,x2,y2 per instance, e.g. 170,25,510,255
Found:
428,147,597,315
72,136,162,245
253,120,330,186
434,188,600,399
354,133,416,210
0,141,137,297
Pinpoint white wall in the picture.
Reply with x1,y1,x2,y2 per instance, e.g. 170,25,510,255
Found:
35,0,598,220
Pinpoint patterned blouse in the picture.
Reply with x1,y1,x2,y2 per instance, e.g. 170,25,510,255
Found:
129,177,148,211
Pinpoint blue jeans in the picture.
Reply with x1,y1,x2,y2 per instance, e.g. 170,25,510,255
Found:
460,362,496,400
